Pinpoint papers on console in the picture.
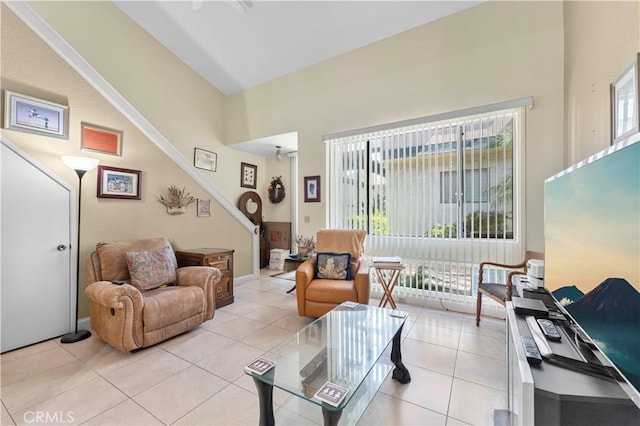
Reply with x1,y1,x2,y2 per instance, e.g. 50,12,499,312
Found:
372,256,402,268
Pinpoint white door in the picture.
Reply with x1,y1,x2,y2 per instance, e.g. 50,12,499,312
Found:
1,141,73,352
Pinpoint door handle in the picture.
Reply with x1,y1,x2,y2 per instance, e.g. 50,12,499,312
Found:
57,244,68,251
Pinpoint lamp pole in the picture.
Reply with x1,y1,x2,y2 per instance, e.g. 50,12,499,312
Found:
60,156,98,344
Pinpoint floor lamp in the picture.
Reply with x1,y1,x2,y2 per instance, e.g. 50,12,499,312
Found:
60,155,99,344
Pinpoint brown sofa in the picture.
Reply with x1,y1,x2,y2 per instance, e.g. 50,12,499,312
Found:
295,229,369,317
85,237,221,352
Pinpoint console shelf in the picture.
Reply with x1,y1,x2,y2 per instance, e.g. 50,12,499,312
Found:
506,300,640,426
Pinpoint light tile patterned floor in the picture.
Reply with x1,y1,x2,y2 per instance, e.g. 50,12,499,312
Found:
1,271,508,425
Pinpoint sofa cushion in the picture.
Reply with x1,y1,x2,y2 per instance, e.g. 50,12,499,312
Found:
315,252,351,280
96,237,170,281
306,279,358,303
142,285,205,332
125,246,178,291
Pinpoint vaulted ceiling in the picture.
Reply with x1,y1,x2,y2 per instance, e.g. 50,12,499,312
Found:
114,1,482,155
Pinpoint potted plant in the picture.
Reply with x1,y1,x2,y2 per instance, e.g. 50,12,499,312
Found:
295,235,315,257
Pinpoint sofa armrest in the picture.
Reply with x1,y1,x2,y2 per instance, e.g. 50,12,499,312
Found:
176,266,222,321
295,259,316,315
85,281,144,352
85,281,143,308
354,259,370,304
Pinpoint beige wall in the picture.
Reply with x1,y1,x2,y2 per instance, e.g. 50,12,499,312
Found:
25,0,269,209
1,4,252,318
564,0,640,165
264,156,294,222
226,1,567,251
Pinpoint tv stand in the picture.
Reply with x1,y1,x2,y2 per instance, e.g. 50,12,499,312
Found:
506,301,640,426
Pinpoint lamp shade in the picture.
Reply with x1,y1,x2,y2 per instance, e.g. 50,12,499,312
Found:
61,156,99,172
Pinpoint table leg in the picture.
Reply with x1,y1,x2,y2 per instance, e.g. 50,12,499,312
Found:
253,377,275,426
321,407,343,426
390,323,411,384
376,269,397,309
387,270,400,309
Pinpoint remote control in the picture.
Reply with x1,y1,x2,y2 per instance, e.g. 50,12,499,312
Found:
537,318,561,341
570,325,597,348
547,311,566,321
521,336,542,365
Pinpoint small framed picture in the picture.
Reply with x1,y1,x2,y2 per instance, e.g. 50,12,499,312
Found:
3,90,69,139
81,122,123,156
241,162,257,189
611,53,639,144
197,199,211,217
97,165,141,200
304,175,321,202
194,147,217,172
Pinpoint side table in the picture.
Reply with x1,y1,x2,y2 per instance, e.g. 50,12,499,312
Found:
284,257,307,272
372,262,404,309
175,248,234,307
283,256,308,294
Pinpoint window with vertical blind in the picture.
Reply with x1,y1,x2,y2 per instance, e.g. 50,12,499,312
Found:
325,100,529,303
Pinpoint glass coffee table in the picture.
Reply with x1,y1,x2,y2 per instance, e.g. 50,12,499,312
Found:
244,303,411,426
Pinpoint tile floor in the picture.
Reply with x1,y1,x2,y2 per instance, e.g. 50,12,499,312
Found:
1,271,508,425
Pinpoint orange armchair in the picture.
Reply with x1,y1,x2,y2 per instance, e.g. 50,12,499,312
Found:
295,229,369,317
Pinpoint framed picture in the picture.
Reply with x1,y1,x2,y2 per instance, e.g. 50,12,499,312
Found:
81,122,123,156
194,147,217,172
97,165,141,200
3,90,69,139
241,162,257,189
304,175,321,202
611,53,639,144
197,198,211,217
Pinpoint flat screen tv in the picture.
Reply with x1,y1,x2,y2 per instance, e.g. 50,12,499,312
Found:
544,134,640,408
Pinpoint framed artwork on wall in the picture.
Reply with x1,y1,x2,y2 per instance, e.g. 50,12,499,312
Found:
97,165,141,200
2,90,69,139
611,53,639,144
241,162,257,189
304,175,321,202
194,147,217,171
197,199,211,217
81,122,123,156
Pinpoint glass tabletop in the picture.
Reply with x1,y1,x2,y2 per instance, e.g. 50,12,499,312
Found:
245,303,407,412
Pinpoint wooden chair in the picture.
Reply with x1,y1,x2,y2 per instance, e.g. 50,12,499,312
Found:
475,251,544,326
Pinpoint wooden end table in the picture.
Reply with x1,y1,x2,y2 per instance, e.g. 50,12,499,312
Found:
372,263,404,309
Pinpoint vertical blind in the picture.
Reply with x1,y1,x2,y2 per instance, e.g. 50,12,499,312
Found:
326,105,526,305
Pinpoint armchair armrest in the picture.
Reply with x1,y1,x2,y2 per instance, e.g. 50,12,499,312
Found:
478,260,526,284
295,259,316,315
85,281,143,308
176,266,222,321
354,259,370,303
479,260,526,272
85,281,144,352
477,260,527,302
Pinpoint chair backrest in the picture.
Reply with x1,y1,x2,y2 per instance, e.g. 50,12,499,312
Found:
315,229,366,262
92,237,174,282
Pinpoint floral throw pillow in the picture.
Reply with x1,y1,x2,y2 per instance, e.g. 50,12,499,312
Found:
124,246,177,291
316,252,352,280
